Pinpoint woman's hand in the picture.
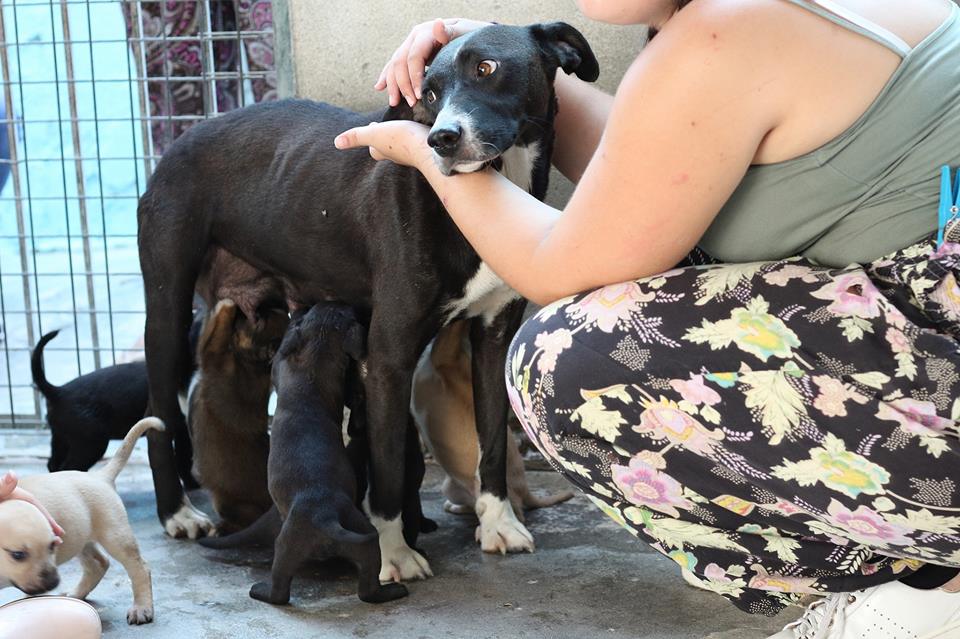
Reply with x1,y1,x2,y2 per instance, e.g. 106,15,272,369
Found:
375,18,492,107
334,120,433,171
2,471,65,541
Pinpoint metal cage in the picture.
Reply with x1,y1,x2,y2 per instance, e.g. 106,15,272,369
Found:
0,0,276,427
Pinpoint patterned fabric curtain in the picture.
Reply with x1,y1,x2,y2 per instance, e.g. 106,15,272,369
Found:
123,1,276,155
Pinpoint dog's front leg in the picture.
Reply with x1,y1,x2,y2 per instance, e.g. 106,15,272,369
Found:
363,323,432,583
470,302,534,554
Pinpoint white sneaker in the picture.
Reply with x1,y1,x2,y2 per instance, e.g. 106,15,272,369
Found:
767,580,960,639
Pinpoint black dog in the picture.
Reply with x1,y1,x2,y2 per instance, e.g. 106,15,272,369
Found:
248,303,408,605
31,327,199,487
137,23,598,579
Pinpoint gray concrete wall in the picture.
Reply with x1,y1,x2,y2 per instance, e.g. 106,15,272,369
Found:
278,1,648,205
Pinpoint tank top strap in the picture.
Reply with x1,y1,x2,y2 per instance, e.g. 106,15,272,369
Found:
780,0,911,57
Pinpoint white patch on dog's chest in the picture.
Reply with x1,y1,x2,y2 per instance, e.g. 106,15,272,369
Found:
443,143,540,325
499,142,540,194
444,262,519,326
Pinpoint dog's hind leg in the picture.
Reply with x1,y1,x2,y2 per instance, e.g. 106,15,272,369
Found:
97,511,153,624
249,510,314,606
470,302,534,554
68,543,110,600
138,189,213,539
47,431,68,473
344,538,409,604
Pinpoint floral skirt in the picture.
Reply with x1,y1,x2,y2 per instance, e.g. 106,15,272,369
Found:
506,236,960,616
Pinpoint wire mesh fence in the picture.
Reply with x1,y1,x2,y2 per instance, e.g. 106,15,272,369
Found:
0,0,276,427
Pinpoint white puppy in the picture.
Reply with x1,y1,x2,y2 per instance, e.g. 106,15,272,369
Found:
0,417,161,624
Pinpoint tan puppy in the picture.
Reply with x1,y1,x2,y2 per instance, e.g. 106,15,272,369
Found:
0,417,161,624
411,320,573,521
188,299,288,533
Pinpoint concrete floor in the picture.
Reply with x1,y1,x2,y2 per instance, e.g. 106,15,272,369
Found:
0,436,792,639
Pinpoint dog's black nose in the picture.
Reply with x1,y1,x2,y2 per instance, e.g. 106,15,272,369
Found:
428,125,462,156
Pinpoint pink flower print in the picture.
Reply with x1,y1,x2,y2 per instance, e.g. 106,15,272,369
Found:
669,374,721,406
634,399,724,457
762,264,819,287
875,398,950,436
826,500,913,547
810,272,883,319
566,281,654,333
611,457,692,518
811,375,867,418
703,563,730,583
534,328,573,375
930,272,960,320
885,328,911,354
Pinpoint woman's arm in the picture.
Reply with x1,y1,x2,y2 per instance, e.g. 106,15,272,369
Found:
550,72,614,183
340,2,787,303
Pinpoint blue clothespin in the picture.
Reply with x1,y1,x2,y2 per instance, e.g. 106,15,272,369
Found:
937,165,960,247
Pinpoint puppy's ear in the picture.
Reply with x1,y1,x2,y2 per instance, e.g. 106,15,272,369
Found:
530,22,600,82
343,322,366,361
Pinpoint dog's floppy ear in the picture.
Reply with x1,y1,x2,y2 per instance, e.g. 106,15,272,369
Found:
530,22,600,82
343,322,366,361
382,100,434,125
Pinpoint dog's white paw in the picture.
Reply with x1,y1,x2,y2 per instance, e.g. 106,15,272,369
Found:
475,493,535,554
127,604,154,625
163,497,214,540
370,515,433,583
443,499,474,515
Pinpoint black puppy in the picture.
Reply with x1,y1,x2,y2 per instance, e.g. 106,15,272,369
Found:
249,303,407,606
138,22,598,581
31,326,200,487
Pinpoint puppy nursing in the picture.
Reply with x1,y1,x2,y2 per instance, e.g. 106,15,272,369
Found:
0,418,161,624
188,299,289,533
251,303,407,605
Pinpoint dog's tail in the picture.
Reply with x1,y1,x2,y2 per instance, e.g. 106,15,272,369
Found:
98,417,165,484
30,330,61,399
199,506,281,549
318,507,378,546
519,487,575,511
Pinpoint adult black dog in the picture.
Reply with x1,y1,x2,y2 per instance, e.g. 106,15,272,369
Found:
137,22,598,580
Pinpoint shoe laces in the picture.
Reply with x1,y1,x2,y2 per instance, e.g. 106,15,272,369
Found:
781,592,858,639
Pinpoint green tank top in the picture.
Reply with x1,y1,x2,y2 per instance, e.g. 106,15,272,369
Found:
699,0,960,267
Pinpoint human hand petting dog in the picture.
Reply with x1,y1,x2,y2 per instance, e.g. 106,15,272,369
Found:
334,120,433,171
1,471,65,541
374,17,492,106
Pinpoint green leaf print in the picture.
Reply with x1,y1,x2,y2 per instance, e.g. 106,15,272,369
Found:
625,507,749,552
570,395,627,443
694,263,765,306
740,368,807,445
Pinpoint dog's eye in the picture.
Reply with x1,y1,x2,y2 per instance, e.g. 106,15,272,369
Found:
7,550,27,562
425,90,437,104
477,60,498,78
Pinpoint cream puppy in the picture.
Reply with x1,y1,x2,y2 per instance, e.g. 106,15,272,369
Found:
411,320,573,521
0,417,161,625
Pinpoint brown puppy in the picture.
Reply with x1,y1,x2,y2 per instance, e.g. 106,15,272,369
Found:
411,320,573,522
188,299,289,533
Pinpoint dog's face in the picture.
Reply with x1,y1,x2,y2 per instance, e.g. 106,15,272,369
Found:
0,501,60,595
408,23,599,175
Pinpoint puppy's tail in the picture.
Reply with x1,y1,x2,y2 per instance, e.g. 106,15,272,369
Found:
199,506,281,549
98,417,165,484
519,488,575,511
30,330,61,399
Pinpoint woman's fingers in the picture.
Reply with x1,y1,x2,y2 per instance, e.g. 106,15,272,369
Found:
376,18,461,104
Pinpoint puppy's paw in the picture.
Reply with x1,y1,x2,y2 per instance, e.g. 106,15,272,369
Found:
359,582,409,604
163,497,214,540
475,493,535,554
127,604,154,625
249,581,289,605
443,499,474,515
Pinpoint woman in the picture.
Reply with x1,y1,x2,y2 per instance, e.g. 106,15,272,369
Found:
0,472,100,639
335,1,960,636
